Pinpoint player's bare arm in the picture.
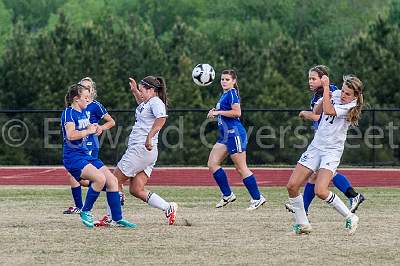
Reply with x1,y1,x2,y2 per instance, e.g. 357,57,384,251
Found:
321,75,336,116
145,117,167,150
299,111,321,121
213,103,241,118
129,77,143,104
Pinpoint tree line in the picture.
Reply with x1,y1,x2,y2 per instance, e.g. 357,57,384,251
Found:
0,0,399,166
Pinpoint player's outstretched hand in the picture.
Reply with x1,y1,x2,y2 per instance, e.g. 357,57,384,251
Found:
207,108,216,119
129,77,138,92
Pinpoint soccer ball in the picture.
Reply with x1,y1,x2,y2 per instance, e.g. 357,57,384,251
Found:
192,64,215,86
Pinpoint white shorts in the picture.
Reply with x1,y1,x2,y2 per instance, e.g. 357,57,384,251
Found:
117,145,158,178
298,145,342,174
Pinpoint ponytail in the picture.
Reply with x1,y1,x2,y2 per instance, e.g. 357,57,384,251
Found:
141,75,169,108
344,75,364,126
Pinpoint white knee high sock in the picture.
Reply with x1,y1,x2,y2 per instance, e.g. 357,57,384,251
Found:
325,191,351,217
147,192,170,211
289,195,310,225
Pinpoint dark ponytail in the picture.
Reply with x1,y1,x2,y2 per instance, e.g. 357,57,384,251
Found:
64,84,89,107
141,76,169,108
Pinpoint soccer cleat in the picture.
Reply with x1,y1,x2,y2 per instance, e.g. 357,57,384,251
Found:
247,195,266,211
110,219,137,228
94,215,112,227
285,203,295,213
216,193,237,208
345,214,359,235
80,211,94,228
165,202,178,225
349,193,365,213
292,223,312,235
63,206,81,214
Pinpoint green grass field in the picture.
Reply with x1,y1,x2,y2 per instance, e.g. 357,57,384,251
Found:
1,186,399,265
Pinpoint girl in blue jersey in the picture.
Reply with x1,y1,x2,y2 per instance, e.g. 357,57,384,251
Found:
63,77,117,215
286,74,364,235
61,84,135,228
207,69,265,210
286,65,365,215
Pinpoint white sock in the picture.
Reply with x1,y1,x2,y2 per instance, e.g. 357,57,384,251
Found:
289,195,310,225
106,199,112,217
325,191,351,217
147,192,170,211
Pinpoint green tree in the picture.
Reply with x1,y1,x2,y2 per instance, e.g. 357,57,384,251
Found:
2,0,64,30
337,1,400,107
0,0,12,62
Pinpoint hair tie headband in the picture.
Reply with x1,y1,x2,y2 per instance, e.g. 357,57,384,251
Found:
141,79,161,90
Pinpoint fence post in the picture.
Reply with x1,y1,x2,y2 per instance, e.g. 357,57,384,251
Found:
372,109,376,168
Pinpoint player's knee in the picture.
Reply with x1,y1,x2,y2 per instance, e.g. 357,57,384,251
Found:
314,187,328,199
286,180,298,195
236,167,249,178
106,177,118,191
207,159,219,172
94,173,106,186
129,187,140,197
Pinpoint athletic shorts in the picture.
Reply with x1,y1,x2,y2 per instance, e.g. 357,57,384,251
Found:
117,145,158,178
63,154,104,181
298,145,342,174
88,149,99,159
217,133,247,155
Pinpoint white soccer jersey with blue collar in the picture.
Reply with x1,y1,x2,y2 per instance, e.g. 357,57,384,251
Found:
128,96,168,146
310,90,357,154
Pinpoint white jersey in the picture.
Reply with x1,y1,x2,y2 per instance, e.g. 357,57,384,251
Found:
128,96,168,146
310,90,357,154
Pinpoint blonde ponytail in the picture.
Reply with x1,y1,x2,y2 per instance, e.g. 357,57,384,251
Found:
344,75,364,126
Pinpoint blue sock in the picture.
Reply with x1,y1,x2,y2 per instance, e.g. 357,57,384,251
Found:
71,186,83,209
81,186,100,212
213,168,232,196
106,191,122,221
332,173,351,194
243,175,261,200
303,183,315,213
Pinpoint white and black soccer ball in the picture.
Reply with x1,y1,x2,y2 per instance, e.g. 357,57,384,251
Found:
192,63,215,86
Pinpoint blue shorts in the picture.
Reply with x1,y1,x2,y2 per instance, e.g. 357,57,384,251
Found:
88,149,99,159
63,154,104,181
217,133,247,155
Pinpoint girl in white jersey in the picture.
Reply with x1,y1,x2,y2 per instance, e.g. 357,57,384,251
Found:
286,74,364,235
112,75,177,225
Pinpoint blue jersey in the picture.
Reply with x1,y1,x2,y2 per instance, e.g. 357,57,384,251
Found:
84,100,108,151
310,84,338,130
61,107,91,158
216,88,246,136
